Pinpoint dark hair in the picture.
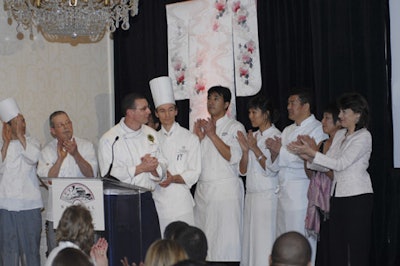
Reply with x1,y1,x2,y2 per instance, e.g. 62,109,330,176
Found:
173,259,208,266
49,111,68,128
121,93,147,115
207,86,231,103
56,205,94,255
337,92,369,130
52,248,93,266
248,95,279,124
164,221,190,240
271,231,311,266
323,102,340,124
176,226,208,261
289,88,314,111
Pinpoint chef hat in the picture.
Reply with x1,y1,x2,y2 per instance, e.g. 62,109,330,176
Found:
0,97,20,122
149,76,175,108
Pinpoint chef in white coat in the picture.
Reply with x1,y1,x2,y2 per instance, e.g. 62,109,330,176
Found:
149,76,201,236
193,86,246,263
266,88,326,263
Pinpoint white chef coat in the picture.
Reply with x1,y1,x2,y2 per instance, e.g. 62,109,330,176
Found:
240,125,281,266
194,115,245,261
152,122,201,235
37,137,98,221
0,136,42,211
98,118,167,191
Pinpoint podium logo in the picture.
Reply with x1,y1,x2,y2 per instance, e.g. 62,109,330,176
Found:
60,183,95,204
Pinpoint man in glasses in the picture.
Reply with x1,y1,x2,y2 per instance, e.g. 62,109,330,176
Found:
37,110,98,256
98,93,167,261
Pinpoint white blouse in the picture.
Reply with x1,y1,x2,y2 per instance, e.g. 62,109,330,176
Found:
311,128,373,197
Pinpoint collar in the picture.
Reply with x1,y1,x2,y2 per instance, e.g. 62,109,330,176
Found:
295,114,315,127
119,117,143,138
215,114,229,127
161,122,178,137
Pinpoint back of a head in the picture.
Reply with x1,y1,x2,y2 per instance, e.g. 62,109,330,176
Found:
164,221,189,240
144,239,188,266
56,204,94,255
52,248,93,266
173,259,208,266
175,226,208,261
270,231,311,266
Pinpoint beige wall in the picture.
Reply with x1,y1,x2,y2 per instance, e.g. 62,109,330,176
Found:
0,3,114,147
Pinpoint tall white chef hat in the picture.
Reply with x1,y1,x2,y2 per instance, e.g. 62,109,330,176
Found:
0,97,20,122
149,76,175,108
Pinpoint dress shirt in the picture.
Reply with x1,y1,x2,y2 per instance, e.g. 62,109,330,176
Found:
0,136,43,211
98,118,167,191
312,128,373,197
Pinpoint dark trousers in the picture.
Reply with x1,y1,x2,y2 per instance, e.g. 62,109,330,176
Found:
329,193,373,266
315,208,330,266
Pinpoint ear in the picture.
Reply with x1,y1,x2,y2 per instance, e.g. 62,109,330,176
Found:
224,101,230,110
269,255,272,265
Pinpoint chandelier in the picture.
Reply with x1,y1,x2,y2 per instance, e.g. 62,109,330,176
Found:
3,0,139,41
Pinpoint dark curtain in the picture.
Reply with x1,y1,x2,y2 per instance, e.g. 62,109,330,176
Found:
113,0,398,264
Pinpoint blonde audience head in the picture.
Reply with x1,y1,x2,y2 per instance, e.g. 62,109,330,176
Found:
144,239,188,266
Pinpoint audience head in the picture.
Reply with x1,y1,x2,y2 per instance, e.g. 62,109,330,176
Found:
56,204,94,255
173,259,208,266
52,247,93,266
270,231,311,266
337,92,369,131
144,239,188,266
175,226,208,261
164,221,189,240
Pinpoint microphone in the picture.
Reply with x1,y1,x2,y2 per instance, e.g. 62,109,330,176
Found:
103,136,119,181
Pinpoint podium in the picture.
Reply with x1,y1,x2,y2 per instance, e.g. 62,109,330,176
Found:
50,177,160,266
103,178,160,266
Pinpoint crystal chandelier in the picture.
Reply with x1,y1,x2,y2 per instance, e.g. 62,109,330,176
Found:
3,0,139,41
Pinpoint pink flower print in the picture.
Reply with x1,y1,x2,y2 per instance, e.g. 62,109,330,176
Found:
215,0,227,19
195,80,206,94
232,1,241,13
236,8,248,25
213,21,220,32
176,71,185,85
239,65,249,77
173,61,182,71
241,51,252,65
246,40,255,53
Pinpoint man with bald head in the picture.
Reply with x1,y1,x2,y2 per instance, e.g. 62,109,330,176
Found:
269,231,312,266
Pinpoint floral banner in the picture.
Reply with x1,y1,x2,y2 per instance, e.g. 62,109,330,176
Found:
166,0,261,127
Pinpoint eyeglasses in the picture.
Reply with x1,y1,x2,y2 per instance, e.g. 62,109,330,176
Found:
133,105,151,112
53,120,72,129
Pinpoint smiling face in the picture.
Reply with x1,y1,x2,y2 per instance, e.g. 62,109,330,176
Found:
338,108,360,132
156,103,177,130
